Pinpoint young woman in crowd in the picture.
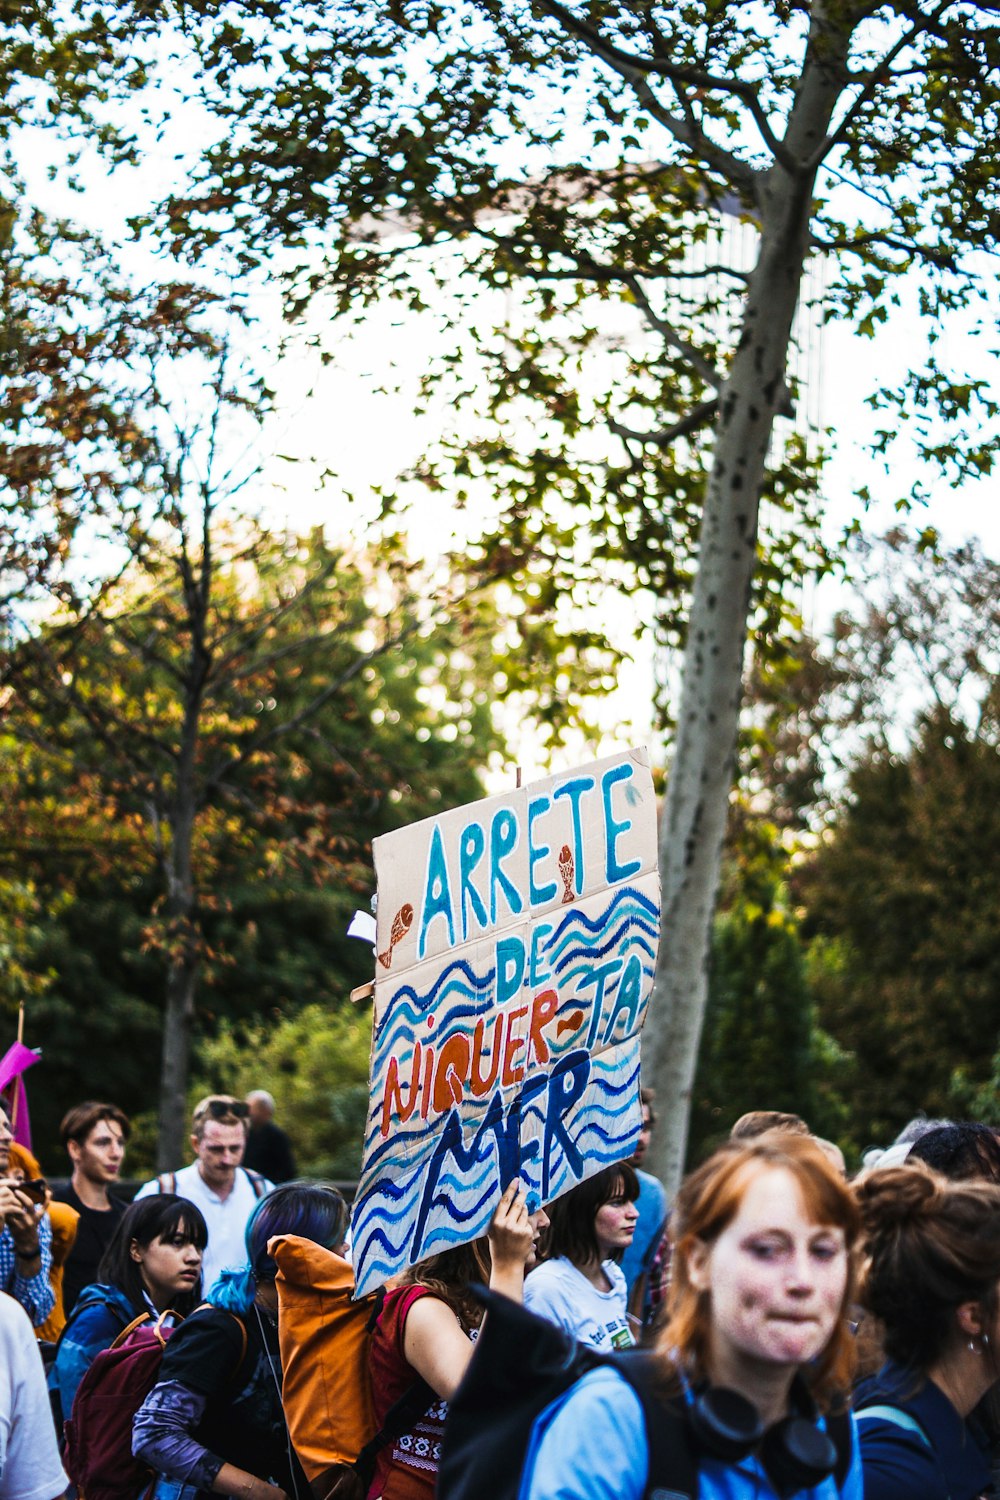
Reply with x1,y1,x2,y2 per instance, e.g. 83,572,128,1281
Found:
522,1161,639,1351
367,1178,541,1500
50,1193,207,1423
133,1181,349,1500
854,1162,1000,1500
518,1132,863,1500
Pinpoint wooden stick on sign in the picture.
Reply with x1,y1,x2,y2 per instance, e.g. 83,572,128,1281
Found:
9,1000,25,1132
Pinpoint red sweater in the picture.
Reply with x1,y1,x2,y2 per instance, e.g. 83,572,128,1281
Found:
367,1285,467,1500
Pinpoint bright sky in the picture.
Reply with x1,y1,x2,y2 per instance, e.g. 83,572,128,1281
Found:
257,235,998,782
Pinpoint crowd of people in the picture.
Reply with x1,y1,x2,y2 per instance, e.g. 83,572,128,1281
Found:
4,1089,1000,1500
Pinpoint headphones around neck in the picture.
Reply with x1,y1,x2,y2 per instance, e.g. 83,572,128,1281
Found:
683,1376,839,1497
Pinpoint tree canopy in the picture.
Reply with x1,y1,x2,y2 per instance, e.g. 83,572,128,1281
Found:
0,517,519,1163
793,531,1000,1149
5,1,1000,1179
800,706,1000,1146
155,0,1000,1183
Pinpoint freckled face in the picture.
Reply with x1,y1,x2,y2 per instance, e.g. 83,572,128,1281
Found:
594,1188,639,1261
687,1167,848,1379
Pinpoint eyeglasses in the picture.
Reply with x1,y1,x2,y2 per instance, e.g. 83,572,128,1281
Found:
196,1099,249,1122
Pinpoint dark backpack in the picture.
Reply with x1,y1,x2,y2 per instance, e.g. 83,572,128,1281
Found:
63,1306,247,1500
63,1309,180,1500
437,1287,854,1500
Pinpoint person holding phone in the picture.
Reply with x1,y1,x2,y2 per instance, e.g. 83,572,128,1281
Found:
0,1104,54,1327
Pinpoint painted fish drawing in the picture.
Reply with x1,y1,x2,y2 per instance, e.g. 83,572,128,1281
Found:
557,1008,585,1039
377,903,414,970
558,844,574,904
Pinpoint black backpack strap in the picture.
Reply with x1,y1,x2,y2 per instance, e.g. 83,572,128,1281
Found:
365,1286,387,1334
612,1351,697,1500
618,1358,853,1500
354,1377,435,1490
826,1408,854,1488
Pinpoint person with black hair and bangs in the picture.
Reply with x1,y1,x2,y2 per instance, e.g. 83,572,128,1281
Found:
523,1161,640,1352
50,1193,207,1425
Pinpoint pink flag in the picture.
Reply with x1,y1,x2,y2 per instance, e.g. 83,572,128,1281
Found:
0,1042,40,1151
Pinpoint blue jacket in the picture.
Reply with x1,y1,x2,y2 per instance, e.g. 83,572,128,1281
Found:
856,1361,991,1500
619,1170,667,1298
518,1366,863,1500
49,1282,137,1424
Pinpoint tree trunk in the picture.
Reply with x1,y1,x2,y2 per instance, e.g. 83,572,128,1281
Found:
156,700,203,1169
157,937,199,1170
645,223,805,1190
644,17,850,1192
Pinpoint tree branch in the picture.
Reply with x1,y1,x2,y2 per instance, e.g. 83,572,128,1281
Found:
609,398,719,450
201,611,426,793
622,274,725,390
534,0,797,172
804,1,952,171
533,0,760,191
809,227,956,270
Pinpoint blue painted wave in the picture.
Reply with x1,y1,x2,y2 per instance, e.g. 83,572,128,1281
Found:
374,887,657,1050
548,887,659,959
352,1049,642,1295
374,958,495,1044
360,1043,641,1163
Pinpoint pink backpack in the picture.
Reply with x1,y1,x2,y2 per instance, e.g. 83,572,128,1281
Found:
63,1309,180,1500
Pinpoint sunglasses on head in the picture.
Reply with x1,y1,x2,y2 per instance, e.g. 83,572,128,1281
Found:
201,1099,249,1121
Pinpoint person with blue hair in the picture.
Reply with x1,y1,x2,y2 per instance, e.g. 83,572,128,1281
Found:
133,1180,349,1500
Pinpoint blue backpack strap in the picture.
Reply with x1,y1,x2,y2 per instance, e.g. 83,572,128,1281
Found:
856,1404,931,1446
47,1285,133,1431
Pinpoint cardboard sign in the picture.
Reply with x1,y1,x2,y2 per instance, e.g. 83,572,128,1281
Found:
350,747,660,1295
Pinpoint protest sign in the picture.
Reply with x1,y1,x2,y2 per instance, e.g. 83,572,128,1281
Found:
350,747,660,1295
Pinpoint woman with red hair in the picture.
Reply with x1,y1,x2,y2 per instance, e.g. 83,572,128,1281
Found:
518,1133,863,1500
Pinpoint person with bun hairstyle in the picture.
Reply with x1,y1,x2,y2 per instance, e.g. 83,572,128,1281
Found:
518,1132,863,1500
854,1162,1000,1500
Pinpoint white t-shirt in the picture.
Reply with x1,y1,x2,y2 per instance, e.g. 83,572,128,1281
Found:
0,1292,69,1500
523,1256,635,1352
134,1162,274,1292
